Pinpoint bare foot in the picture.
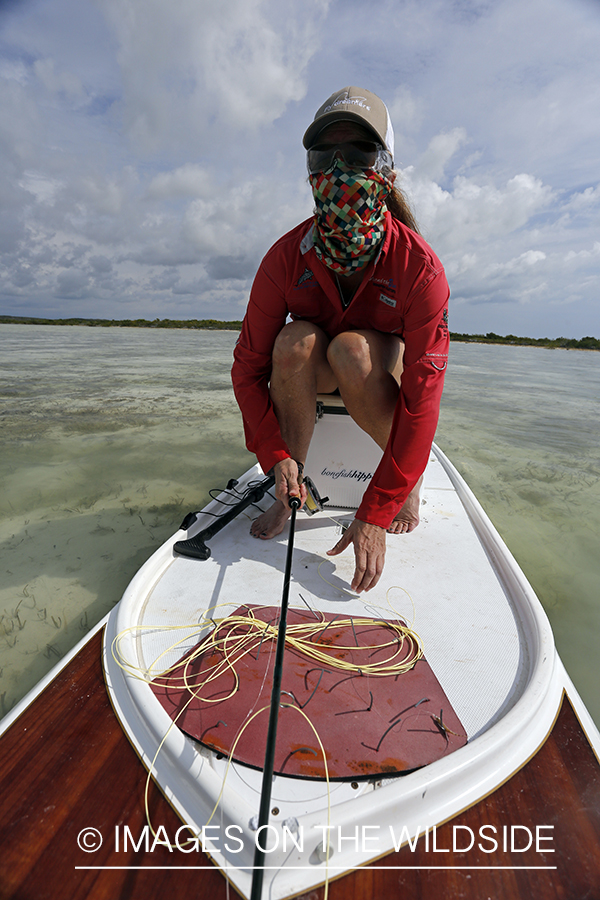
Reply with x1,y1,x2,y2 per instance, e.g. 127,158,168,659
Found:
250,499,291,540
387,476,423,534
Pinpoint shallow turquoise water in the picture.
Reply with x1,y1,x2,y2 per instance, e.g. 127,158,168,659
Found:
1,325,599,725
436,343,600,724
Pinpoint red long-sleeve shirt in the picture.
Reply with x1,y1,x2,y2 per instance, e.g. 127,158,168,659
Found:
231,213,450,529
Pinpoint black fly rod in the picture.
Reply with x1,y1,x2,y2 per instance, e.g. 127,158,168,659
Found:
250,495,300,900
173,475,275,561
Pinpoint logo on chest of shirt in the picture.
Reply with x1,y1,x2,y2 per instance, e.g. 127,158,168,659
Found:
372,276,397,293
378,292,397,308
295,268,315,289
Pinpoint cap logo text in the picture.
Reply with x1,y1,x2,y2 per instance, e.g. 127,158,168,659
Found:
324,91,371,114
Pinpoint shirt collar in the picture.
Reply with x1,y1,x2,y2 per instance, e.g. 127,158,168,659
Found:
300,222,314,256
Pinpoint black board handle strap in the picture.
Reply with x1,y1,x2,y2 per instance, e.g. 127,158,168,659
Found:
173,475,275,561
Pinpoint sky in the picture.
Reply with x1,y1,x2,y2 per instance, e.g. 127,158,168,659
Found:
0,0,599,338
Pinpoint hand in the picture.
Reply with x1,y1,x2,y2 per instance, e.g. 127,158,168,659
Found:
273,459,307,509
326,518,386,593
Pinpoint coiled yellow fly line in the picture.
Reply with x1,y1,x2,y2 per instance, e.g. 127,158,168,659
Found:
113,615,422,703
111,612,279,855
110,590,422,894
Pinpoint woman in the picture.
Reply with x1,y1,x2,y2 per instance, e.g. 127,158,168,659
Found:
231,87,449,593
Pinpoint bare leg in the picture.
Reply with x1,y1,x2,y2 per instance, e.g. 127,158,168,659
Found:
250,321,337,539
327,330,422,533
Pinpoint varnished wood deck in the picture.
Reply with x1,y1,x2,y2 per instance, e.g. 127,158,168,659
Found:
1,629,599,900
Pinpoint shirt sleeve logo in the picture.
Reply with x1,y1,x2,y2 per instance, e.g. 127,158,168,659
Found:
441,306,449,335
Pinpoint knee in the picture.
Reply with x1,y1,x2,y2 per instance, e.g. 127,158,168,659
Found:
328,331,404,384
272,320,326,372
327,331,372,380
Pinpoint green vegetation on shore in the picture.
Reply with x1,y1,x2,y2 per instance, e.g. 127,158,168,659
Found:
1,315,598,350
0,315,243,330
448,331,600,350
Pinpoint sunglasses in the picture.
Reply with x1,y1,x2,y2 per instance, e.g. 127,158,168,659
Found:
307,140,393,175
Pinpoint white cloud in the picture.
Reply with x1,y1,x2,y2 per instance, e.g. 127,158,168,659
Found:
486,250,547,276
98,0,330,152
563,185,600,213
388,85,422,136
403,155,553,253
74,175,123,215
565,242,600,262
181,173,311,260
146,165,213,200
416,128,469,183
0,59,29,85
34,58,84,98
19,171,63,205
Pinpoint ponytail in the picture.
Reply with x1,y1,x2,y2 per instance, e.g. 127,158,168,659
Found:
386,173,420,234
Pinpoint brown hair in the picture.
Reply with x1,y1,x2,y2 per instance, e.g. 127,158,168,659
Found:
386,172,420,234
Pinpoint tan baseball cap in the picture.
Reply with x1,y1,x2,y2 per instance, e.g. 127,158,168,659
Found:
303,86,395,162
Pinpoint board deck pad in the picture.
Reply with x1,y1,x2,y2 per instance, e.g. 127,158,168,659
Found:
150,605,467,779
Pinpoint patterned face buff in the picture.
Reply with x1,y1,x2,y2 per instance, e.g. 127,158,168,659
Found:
310,162,393,274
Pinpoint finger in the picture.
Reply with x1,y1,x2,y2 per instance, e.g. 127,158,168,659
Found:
286,459,305,500
350,544,369,592
362,563,382,593
355,551,384,593
286,474,303,505
326,530,352,556
351,539,385,592
275,460,298,503
289,482,308,510
274,468,290,504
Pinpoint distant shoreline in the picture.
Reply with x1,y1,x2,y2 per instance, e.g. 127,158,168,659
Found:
0,315,243,331
1,315,598,351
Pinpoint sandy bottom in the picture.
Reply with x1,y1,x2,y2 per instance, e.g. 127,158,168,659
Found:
435,345,600,727
0,406,254,716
